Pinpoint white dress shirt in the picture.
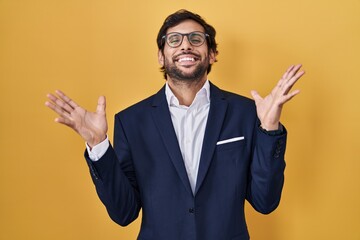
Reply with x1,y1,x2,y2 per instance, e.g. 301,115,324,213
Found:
87,80,211,194
165,80,210,193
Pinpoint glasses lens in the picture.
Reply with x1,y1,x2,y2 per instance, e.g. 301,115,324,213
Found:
165,32,207,48
189,32,205,46
167,33,182,47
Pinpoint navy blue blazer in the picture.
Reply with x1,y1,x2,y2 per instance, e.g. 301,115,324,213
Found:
85,82,286,240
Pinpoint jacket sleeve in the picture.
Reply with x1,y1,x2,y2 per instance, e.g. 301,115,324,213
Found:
84,114,141,226
246,123,287,214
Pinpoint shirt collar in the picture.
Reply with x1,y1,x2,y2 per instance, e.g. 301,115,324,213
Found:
165,80,210,108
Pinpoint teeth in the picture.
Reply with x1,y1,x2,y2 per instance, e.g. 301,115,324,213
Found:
178,57,195,62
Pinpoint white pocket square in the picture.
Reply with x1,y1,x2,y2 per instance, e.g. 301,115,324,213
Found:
216,136,245,145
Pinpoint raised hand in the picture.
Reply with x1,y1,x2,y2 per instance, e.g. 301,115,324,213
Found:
45,90,108,147
250,64,305,131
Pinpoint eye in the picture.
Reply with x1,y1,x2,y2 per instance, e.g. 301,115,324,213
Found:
167,34,181,45
189,33,204,45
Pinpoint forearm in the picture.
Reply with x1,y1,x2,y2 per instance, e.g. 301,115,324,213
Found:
246,126,287,214
84,146,141,226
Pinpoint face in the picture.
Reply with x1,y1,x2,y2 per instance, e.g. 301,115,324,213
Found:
158,20,216,82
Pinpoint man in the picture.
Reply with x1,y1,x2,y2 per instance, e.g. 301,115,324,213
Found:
46,9,304,240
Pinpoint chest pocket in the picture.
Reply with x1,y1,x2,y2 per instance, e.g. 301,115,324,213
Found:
216,138,246,152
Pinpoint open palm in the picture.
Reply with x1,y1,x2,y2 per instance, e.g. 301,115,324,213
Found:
45,90,108,147
251,64,305,130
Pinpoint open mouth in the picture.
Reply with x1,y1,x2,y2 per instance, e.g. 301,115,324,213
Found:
174,54,200,66
178,57,196,62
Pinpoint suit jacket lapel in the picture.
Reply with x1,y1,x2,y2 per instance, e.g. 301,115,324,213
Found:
195,83,228,195
150,86,193,196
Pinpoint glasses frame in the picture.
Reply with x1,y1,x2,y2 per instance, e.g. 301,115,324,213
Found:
162,31,209,48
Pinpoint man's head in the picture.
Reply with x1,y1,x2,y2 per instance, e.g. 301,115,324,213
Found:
157,9,218,81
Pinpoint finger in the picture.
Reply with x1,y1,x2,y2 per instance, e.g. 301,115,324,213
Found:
55,117,75,128
275,64,302,92
55,90,79,109
276,77,286,89
282,89,301,103
46,93,60,103
282,65,295,80
250,90,263,103
96,96,106,114
289,70,305,86
282,70,305,94
47,93,73,114
278,65,297,87
286,64,302,80
45,100,72,120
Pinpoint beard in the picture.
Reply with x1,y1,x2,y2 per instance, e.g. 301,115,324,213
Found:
164,54,209,82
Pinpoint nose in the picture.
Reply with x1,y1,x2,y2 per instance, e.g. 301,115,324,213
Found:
180,35,193,50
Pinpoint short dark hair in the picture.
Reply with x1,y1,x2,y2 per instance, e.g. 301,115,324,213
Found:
156,9,218,79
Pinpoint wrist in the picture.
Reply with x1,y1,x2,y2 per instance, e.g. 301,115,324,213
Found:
260,123,279,131
88,134,107,148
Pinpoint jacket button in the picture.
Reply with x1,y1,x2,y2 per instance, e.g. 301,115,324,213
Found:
189,208,195,214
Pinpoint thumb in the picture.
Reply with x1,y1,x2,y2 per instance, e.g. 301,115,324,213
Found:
96,96,106,114
250,90,262,103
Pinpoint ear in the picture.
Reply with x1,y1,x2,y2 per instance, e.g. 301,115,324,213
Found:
158,50,164,66
209,49,217,64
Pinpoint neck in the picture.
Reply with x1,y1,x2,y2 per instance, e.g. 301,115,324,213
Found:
167,76,207,106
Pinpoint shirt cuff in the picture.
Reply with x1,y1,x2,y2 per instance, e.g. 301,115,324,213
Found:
86,136,110,161
259,123,284,136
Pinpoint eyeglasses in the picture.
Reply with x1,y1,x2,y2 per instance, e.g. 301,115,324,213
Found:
162,31,209,48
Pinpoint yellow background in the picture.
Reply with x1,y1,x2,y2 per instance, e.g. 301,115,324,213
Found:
1,0,359,239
